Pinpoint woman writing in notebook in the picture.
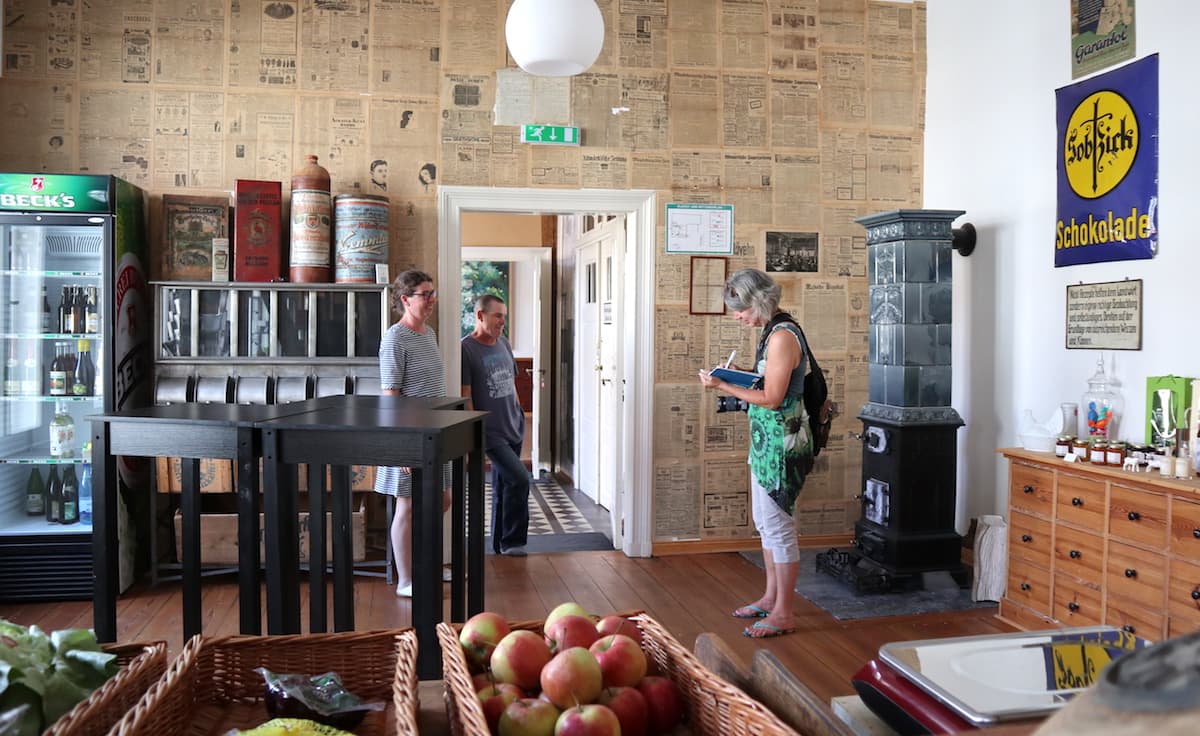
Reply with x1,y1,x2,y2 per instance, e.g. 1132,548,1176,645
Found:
698,268,813,639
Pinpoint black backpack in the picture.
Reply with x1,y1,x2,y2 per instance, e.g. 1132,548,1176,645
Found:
757,313,836,457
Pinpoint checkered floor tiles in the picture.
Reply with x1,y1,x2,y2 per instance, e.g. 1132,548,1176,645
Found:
483,475,598,535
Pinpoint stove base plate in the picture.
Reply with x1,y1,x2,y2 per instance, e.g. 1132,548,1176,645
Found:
815,547,969,594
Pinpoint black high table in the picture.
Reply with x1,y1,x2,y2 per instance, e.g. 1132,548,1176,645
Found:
255,402,487,679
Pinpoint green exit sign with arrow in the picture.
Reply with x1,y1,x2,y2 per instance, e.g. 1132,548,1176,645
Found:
521,124,580,146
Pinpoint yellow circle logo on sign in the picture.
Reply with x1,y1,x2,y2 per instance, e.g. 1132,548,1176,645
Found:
1064,90,1139,200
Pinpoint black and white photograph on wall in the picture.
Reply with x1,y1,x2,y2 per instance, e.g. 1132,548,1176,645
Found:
765,231,818,273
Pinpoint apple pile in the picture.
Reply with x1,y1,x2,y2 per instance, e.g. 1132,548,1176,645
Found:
459,602,686,736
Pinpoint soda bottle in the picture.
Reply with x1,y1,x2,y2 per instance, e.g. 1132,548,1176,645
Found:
72,339,94,396
41,285,52,332
21,345,38,396
79,463,93,525
3,345,17,396
85,286,99,333
49,341,67,396
26,467,45,516
60,465,79,525
49,401,75,458
45,465,62,523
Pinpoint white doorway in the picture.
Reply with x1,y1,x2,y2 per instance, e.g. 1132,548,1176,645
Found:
437,187,656,558
461,246,552,473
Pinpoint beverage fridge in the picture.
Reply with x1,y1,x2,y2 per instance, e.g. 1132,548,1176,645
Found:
0,173,152,601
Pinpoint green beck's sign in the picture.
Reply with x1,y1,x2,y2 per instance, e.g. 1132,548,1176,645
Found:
521,124,580,146
0,173,114,213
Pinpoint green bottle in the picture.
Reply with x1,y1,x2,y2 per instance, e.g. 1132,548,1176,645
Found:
25,467,45,516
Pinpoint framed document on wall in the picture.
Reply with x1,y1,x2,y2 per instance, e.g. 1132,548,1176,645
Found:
689,256,727,315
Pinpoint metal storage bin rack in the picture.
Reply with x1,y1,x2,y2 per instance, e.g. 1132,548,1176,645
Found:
149,281,391,585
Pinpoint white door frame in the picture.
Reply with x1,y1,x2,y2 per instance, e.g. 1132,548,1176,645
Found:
438,186,656,558
461,245,552,475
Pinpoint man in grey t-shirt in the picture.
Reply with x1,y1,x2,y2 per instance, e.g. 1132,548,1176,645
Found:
461,295,530,555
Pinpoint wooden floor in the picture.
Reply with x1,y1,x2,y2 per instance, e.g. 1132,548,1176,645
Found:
0,549,1014,705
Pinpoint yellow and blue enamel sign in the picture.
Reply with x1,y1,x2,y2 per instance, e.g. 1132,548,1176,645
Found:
1055,54,1157,267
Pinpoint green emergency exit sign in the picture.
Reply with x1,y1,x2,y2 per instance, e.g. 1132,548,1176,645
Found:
521,124,580,146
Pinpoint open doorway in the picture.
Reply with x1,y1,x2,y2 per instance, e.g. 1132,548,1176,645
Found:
437,187,656,558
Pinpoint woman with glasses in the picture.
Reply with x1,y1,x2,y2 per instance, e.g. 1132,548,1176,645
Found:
373,269,451,597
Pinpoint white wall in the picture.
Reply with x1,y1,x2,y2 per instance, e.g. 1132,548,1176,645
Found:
925,1,1199,526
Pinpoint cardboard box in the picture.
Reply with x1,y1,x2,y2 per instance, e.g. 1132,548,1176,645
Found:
297,464,377,492
233,179,283,283
173,507,366,566
156,457,235,494
161,194,229,281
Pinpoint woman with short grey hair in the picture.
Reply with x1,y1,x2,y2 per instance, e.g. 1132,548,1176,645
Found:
699,268,812,639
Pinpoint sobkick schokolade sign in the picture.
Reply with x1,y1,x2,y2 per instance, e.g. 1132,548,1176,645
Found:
1055,54,1157,268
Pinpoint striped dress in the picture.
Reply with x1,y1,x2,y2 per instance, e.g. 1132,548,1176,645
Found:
373,321,447,498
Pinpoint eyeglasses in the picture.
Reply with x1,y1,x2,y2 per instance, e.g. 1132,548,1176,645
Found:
409,290,437,300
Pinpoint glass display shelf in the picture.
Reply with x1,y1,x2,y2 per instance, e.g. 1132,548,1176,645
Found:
3,516,91,536
0,395,103,402
1,270,102,278
0,454,92,465
1,332,103,340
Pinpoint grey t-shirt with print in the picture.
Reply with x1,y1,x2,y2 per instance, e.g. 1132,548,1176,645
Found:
461,334,525,448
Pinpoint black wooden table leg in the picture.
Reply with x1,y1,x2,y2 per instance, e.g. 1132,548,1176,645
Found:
263,429,301,634
236,426,261,634
91,424,116,642
450,457,465,621
309,463,327,634
413,433,443,680
468,421,485,615
331,465,354,631
180,457,202,641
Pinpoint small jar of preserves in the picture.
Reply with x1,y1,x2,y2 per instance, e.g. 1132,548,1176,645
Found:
1106,441,1126,467
1090,439,1108,464
1130,443,1152,467
1056,434,1075,458
1072,437,1090,461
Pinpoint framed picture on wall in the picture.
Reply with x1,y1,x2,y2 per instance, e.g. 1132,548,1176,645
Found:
689,256,727,315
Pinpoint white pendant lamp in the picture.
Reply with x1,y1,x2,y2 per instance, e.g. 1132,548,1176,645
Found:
505,0,604,77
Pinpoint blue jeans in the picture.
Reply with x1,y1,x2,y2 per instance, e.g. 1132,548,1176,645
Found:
488,440,530,552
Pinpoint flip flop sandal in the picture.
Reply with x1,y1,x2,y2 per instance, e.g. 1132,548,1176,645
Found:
742,621,797,639
731,604,770,619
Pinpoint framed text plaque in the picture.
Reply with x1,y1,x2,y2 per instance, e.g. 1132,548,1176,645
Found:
1065,278,1143,350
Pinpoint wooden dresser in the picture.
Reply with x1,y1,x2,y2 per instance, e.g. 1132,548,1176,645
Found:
1000,448,1200,640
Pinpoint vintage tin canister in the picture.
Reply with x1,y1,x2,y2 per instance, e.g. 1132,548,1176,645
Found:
333,194,389,283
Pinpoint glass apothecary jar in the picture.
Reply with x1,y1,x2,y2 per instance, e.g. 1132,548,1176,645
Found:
1080,356,1124,440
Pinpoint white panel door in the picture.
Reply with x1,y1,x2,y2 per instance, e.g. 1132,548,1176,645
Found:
575,242,600,500
597,226,620,513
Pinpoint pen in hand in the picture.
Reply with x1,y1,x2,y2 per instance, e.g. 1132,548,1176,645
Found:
725,350,736,369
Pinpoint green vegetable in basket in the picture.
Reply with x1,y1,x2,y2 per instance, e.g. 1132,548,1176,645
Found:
233,717,357,735
0,619,119,736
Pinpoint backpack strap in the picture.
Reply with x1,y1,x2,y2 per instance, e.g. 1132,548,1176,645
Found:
756,312,818,377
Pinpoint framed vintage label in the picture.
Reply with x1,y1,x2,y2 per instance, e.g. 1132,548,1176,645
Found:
689,256,727,315
1065,278,1142,350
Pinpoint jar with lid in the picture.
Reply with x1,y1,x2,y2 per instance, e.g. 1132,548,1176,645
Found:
1080,356,1124,440
1106,441,1126,467
1089,439,1108,464
1130,442,1151,467
1056,434,1075,458
1071,436,1089,462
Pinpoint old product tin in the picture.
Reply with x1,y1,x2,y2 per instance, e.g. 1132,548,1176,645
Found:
333,194,389,283
289,189,331,282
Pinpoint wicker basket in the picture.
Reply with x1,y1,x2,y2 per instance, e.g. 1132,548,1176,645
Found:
44,640,168,736
111,629,420,736
437,612,800,736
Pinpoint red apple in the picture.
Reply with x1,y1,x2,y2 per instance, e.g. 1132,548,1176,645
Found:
479,683,525,733
545,602,590,632
545,614,601,654
595,615,644,647
473,672,497,692
636,676,683,734
461,611,512,672
499,698,561,736
554,703,622,736
597,686,649,736
492,630,553,691
540,647,603,709
589,634,647,688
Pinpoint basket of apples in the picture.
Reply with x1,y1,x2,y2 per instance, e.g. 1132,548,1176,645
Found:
437,603,799,736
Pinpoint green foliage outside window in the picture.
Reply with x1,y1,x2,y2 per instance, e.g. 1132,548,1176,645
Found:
461,260,510,339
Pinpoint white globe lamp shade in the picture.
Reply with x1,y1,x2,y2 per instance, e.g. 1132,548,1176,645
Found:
505,0,604,77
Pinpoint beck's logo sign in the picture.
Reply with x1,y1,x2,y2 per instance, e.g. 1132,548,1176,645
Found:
31,177,44,191
1063,90,1138,200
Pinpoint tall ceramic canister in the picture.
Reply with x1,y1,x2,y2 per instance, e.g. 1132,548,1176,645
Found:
289,154,332,282
333,194,389,283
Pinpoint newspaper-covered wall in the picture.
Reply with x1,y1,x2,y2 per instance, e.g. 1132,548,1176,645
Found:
0,0,927,544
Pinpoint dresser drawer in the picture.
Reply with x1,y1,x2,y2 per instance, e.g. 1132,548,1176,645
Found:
1054,573,1103,626
1109,484,1168,548
1007,556,1051,614
1055,472,1105,530
1170,496,1200,558
1009,511,1052,567
1105,595,1164,641
1054,523,1104,581
1167,557,1200,639
1106,540,1166,605
1010,462,1054,517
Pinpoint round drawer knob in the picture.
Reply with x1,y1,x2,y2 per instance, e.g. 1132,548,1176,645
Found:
1068,602,1080,612
1128,511,1141,521
1069,550,1081,559
1021,534,1033,543
1122,625,1136,633
1192,589,1200,601
1072,497,1084,506
1020,583,1031,591
1193,529,1200,539
1023,484,1034,494
1125,568,1137,578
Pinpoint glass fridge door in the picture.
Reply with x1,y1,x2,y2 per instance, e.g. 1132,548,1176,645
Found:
1,218,104,539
